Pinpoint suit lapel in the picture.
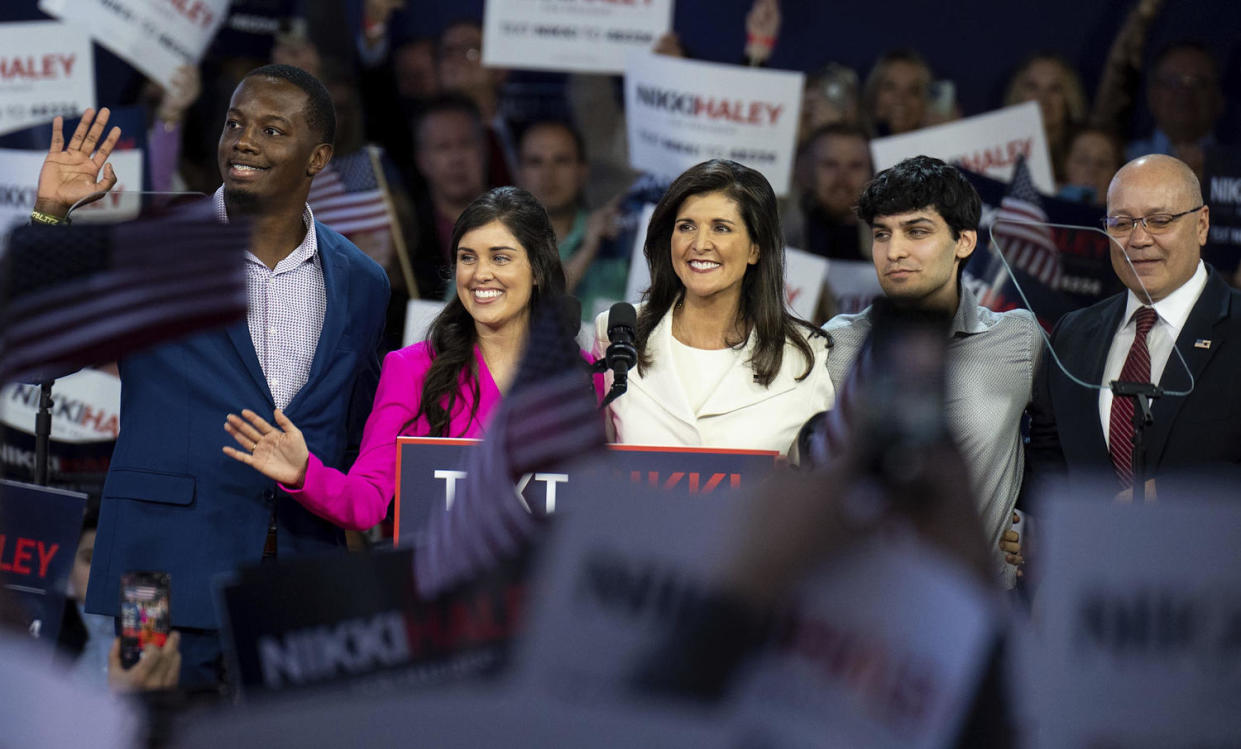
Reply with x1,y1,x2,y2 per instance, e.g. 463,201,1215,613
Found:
1147,272,1228,467
302,225,348,391
699,334,799,417
226,317,274,405
1065,295,1126,460
630,313,697,429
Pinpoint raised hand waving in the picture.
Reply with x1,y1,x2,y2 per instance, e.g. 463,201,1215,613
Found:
34,107,123,219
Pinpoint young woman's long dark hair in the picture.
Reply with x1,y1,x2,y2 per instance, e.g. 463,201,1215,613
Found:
412,186,566,436
636,159,816,386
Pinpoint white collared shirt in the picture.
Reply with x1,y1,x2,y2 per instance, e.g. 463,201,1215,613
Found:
213,187,327,410
1098,260,1208,447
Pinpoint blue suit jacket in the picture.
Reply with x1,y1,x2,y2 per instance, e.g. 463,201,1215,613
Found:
1028,266,1241,486
86,221,389,629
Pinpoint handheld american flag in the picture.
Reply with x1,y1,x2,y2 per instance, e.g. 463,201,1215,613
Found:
1,216,248,384
307,148,391,236
309,146,417,296
987,156,1062,296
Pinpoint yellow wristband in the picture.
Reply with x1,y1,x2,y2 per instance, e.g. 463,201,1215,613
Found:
30,209,68,225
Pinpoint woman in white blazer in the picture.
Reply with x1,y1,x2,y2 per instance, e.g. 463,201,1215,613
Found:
594,159,833,459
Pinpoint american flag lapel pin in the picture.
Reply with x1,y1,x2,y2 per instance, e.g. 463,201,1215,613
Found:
1194,339,1212,349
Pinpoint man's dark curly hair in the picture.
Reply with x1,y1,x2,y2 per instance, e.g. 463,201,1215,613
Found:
856,155,980,239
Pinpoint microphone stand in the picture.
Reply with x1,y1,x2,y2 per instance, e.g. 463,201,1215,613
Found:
591,358,627,409
34,381,54,486
1110,380,1161,503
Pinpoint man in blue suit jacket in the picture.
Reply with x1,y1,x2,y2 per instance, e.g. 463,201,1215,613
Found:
1028,154,1241,493
30,64,389,686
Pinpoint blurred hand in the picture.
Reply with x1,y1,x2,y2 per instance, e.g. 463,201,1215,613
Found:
223,408,310,488
154,65,202,125
1137,0,1165,20
1000,511,1023,578
652,32,684,58
108,631,181,692
584,197,623,244
745,0,780,62
34,108,122,218
364,0,404,27
564,195,623,292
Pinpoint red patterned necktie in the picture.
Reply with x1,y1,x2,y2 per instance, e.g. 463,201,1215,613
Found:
1109,306,1158,487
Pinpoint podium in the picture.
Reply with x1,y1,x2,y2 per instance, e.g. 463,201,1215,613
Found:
0,478,86,645
393,437,780,545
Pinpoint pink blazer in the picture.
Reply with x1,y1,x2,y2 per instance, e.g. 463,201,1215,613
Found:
284,341,600,530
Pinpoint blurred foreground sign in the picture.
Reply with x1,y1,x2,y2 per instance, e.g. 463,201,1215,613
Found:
515,484,995,748
394,437,778,545
1026,479,1241,747
217,547,529,700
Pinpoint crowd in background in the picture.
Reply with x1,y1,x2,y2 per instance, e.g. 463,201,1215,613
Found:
7,0,1236,340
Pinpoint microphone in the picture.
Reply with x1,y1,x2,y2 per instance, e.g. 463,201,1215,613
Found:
601,302,638,408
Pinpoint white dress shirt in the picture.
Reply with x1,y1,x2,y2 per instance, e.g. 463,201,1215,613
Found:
213,187,326,409
1098,260,1208,447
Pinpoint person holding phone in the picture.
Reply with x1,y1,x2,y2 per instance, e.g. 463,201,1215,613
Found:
593,159,833,459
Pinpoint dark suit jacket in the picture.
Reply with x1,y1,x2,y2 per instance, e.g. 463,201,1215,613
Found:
85,221,389,629
1028,266,1241,486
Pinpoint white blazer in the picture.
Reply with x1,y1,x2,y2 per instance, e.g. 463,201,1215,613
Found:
593,306,834,458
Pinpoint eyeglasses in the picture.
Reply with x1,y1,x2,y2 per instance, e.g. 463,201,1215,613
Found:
1101,206,1203,236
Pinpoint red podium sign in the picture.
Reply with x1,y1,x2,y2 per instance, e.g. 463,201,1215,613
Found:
394,438,779,545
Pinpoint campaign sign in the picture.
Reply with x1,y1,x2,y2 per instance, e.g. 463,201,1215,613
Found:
394,437,779,545
960,168,1117,327
1203,145,1241,274
512,480,995,749
782,247,828,321
217,546,529,700
729,535,996,749
1024,478,1241,747
625,52,803,196
825,258,885,315
1,369,120,496
39,0,229,91
512,481,746,700
0,478,87,645
0,21,94,138
871,102,1055,194
402,298,446,347
483,0,673,75
622,202,656,304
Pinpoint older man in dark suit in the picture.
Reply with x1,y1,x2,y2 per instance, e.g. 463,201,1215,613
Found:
1028,154,1241,493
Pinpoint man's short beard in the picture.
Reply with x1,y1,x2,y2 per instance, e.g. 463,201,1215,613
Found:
223,186,262,217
